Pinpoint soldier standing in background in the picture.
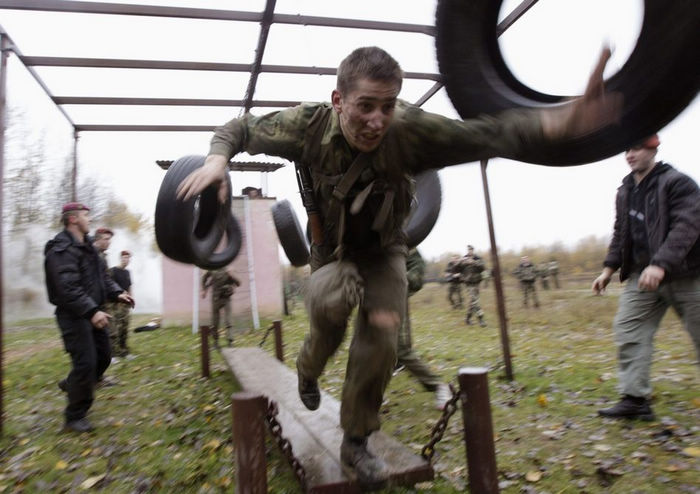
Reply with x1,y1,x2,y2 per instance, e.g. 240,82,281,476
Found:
548,259,560,288
513,256,540,308
92,227,113,266
445,255,464,309
462,245,487,327
395,248,451,409
109,251,133,359
538,262,551,290
202,268,241,347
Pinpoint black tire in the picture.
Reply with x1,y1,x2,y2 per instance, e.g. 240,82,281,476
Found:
436,0,700,165
190,213,243,270
405,170,442,248
155,155,241,268
271,199,310,267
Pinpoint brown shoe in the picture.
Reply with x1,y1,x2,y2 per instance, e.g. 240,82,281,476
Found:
340,434,388,489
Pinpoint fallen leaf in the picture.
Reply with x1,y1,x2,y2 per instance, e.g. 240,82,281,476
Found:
692,397,700,408
525,470,542,482
54,460,68,470
537,394,548,407
80,474,105,490
204,439,221,450
682,447,700,458
594,444,612,452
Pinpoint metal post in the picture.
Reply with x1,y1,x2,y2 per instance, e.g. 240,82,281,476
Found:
200,325,210,378
480,159,514,380
0,32,10,437
71,130,78,200
458,367,499,494
273,320,283,362
192,266,200,335
232,392,268,494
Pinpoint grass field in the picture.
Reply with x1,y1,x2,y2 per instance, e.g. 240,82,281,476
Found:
1,276,698,493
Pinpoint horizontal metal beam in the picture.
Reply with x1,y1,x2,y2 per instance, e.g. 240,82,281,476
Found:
75,124,215,132
22,56,440,81
0,0,434,35
53,96,301,107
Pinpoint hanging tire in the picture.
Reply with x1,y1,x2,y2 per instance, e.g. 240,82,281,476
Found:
436,0,700,165
155,155,241,269
271,199,310,267
405,169,442,248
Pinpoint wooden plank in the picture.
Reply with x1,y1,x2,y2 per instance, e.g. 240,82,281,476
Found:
221,347,433,493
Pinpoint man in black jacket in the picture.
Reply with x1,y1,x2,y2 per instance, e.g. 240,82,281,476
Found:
592,135,700,420
44,202,134,433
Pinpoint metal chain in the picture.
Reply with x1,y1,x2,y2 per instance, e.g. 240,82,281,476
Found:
421,383,460,462
265,400,308,491
258,323,275,348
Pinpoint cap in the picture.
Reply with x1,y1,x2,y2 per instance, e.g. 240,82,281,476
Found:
642,134,660,149
61,202,90,213
120,250,131,256
95,227,113,235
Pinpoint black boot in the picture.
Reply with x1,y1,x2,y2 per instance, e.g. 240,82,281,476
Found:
478,315,487,327
465,313,473,325
64,417,95,433
598,395,655,421
296,360,320,410
340,434,389,489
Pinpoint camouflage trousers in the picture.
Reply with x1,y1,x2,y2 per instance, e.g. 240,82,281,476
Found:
464,284,484,319
210,298,233,342
520,281,539,308
447,282,463,309
106,302,131,357
298,244,406,438
397,301,441,391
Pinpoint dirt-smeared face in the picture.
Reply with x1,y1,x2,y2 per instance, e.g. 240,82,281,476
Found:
332,78,400,153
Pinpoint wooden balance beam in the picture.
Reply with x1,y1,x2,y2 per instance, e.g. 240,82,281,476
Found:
221,346,434,493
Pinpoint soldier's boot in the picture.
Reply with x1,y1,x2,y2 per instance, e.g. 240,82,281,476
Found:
598,395,655,421
465,312,473,325
296,360,320,410
340,434,389,489
478,315,487,327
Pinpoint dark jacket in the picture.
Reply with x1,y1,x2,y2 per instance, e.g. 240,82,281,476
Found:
44,230,124,318
604,162,700,282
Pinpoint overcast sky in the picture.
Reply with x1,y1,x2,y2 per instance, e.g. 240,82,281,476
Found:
2,0,697,260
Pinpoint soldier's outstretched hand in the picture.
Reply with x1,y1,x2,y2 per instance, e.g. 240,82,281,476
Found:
177,154,230,203
541,47,623,140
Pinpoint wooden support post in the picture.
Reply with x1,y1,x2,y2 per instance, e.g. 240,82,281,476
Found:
232,392,268,494
458,367,499,494
200,325,210,378
273,320,283,362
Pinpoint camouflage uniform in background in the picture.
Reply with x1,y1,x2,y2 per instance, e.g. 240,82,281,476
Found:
548,260,560,288
396,248,443,391
513,259,540,308
445,258,464,309
481,267,491,288
461,250,486,327
202,269,241,346
538,263,550,290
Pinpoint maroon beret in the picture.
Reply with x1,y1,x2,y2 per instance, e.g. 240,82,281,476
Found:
62,202,90,213
121,250,131,256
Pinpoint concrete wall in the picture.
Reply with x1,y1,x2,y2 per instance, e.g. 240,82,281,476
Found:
162,196,283,328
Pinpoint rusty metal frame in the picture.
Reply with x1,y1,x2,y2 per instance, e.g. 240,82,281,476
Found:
0,0,541,437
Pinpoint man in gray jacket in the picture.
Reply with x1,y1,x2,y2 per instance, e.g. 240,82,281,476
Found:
592,135,700,420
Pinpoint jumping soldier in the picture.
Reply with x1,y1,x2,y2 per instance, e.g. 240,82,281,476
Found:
178,46,620,486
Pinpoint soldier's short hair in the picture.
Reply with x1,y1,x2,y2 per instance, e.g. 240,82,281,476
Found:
337,46,403,95
61,211,78,227
94,228,113,241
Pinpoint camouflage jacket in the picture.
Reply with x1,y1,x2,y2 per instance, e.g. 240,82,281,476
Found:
202,270,241,303
406,248,426,296
210,101,544,260
459,254,485,284
445,260,462,283
513,262,537,282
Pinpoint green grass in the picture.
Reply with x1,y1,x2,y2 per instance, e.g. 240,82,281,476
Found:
1,277,698,493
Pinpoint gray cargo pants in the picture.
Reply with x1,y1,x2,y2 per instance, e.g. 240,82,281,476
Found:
298,244,407,438
613,273,700,397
